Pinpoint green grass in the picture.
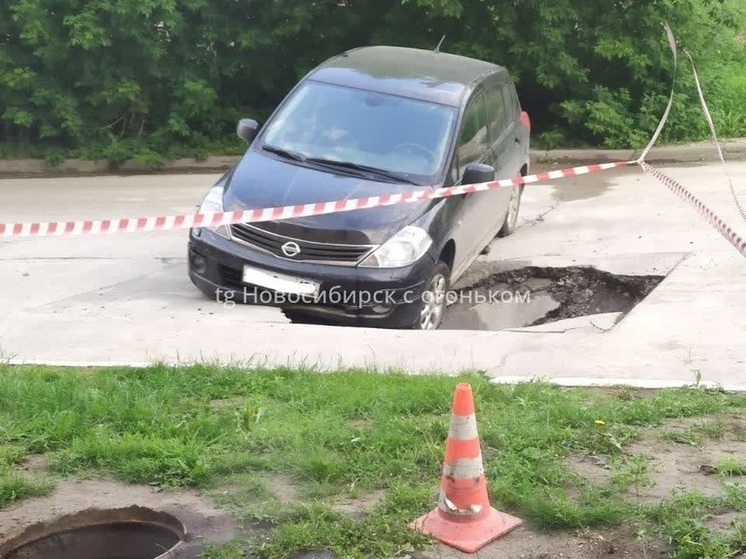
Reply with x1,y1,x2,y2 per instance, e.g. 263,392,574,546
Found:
716,457,746,477
0,444,53,506
610,453,654,495
644,491,746,559
659,418,729,446
199,541,248,559
1,364,745,558
0,475,52,508
702,62,746,140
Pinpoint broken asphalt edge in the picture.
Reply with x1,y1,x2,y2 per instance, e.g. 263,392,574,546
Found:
1,138,745,178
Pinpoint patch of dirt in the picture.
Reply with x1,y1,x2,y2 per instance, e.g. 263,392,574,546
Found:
267,474,301,504
264,473,384,519
264,474,383,519
655,416,737,433
208,396,246,409
329,490,386,519
566,415,746,505
18,454,48,473
586,387,662,402
566,455,614,487
415,525,669,559
705,511,746,533
443,266,665,331
0,479,239,557
291,551,338,559
349,418,374,429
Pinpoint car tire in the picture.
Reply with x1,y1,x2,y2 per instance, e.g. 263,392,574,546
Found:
411,260,451,330
497,183,524,238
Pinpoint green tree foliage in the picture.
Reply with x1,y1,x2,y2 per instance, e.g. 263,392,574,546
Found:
0,0,744,163
403,0,745,148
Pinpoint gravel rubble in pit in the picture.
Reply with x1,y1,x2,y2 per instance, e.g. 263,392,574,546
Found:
443,266,665,330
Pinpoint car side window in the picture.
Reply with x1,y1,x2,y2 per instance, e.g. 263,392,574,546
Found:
503,84,519,121
508,82,521,114
485,83,508,144
456,91,489,178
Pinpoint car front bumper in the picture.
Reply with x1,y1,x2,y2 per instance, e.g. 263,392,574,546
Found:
187,227,436,329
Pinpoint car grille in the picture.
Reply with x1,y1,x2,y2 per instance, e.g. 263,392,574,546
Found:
229,223,373,264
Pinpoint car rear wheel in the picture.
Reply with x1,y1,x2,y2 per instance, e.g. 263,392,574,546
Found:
411,260,451,330
497,183,523,237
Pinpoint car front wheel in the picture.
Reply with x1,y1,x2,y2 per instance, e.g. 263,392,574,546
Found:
412,260,451,330
498,183,523,237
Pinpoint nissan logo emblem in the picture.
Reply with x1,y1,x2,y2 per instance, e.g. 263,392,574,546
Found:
281,242,301,257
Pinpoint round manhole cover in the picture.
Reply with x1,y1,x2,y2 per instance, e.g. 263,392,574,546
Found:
0,506,186,559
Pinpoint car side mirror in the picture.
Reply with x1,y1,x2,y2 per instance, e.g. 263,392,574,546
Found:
462,163,495,185
237,118,259,144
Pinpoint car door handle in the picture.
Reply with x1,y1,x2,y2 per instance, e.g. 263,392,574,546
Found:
514,137,521,144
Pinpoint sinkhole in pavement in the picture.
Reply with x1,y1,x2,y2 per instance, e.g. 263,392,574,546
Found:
442,266,666,331
0,507,186,559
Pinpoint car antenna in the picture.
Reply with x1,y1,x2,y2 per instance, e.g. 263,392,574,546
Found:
434,35,446,53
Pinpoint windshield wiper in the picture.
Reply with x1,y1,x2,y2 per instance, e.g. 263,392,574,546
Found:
263,144,307,162
305,158,419,185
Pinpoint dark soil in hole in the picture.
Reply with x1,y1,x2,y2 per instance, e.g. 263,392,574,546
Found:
442,266,665,331
0,507,185,559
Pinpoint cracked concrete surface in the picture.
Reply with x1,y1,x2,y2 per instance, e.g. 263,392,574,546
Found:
1,162,745,389
524,203,559,227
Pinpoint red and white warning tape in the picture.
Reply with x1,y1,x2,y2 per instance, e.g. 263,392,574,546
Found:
632,23,746,258
0,161,632,238
639,161,746,257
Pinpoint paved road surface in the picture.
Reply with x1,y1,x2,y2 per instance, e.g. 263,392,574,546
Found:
1,161,744,389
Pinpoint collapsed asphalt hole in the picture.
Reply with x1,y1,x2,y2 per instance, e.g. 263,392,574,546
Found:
441,266,665,331
0,506,186,559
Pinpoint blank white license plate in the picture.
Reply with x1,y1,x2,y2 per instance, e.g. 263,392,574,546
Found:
242,265,319,296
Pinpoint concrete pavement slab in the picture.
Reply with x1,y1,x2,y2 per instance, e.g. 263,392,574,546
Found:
1,161,745,389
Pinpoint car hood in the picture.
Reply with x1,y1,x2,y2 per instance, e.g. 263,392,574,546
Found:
222,150,433,245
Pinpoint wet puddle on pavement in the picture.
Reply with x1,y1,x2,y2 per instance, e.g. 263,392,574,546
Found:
534,163,640,203
442,292,560,330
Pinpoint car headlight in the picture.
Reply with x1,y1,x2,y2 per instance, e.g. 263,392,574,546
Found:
195,185,231,239
359,226,432,268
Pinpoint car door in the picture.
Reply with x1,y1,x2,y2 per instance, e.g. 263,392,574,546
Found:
448,86,500,280
482,75,519,233
501,80,527,178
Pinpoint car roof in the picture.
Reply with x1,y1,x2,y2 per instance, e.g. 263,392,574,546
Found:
306,46,506,107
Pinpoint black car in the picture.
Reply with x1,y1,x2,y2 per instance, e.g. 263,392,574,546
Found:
188,45,531,330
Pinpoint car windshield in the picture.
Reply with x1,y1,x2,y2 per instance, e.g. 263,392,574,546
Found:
259,81,457,179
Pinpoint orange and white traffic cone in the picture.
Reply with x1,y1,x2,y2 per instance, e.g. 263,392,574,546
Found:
410,382,522,553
